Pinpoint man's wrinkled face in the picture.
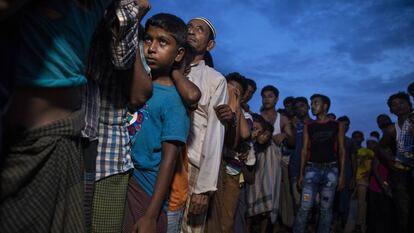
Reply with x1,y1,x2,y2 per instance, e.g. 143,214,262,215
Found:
187,19,213,54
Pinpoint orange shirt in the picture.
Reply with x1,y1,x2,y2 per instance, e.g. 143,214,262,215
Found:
169,146,189,211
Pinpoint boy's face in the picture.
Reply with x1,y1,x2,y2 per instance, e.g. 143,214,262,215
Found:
389,98,411,117
144,25,183,73
187,19,214,54
257,130,272,144
352,133,364,145
367,140,378,150
261,91,278,110
311,97,326,116
242,85,256,104
377,115,391,130
252,121,264,140
294,101,309,118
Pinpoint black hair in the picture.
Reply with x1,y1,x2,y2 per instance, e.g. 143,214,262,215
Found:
261,85,279,98
226,72,248,95
294,97,309,106
252,113,267,129
408,82,414,95
145,13,187,47
337,115,350,123
204,51,214,67
283,96,295,106
387,91,413,109
311,94,331,112
352,130,364,138
245,78,257,91
263,120,274,135
370,131,380,139
377,114,391,122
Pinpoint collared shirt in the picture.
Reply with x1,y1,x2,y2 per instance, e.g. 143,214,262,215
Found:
187,60,228,194
93,0,141,181
81,0,139,141
395,119,414,166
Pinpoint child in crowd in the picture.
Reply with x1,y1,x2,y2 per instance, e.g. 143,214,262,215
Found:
353,137,375,233
247,114,282,233
366,137,392,233
123,13,191,233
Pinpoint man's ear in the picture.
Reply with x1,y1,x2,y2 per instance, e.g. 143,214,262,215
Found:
175,47,185,63
206,40,215,52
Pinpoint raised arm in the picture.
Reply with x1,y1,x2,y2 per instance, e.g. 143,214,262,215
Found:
171,69,201,109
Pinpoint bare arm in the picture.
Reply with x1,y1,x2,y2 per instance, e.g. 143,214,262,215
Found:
282,116,295,147
337,122,346,191
128,43,152,109
171,70,201,109
297,123,309,189
135,141,181,233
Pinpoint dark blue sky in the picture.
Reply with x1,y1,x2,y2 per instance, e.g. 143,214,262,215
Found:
144,0,414,137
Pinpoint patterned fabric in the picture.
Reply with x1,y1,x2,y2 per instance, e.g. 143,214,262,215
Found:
0,110,85,233
91,172,130,233
247,142,282,223
81,80,100,140
95,0,141,181
395,119,414,166
111,0,139,69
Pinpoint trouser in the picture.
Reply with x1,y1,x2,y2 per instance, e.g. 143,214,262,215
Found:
167,207,185,233
279,158,295,227
366,189,393,233
355,180,368,227
389,168,414,233
293,164,338,233
205,162,241,233
290,177,301,214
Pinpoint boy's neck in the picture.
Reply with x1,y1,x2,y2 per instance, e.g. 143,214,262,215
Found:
262,107,276,114
152,69,174,86
316,113,329,122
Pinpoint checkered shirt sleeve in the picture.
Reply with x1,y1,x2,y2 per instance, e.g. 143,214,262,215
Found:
111,0,139,70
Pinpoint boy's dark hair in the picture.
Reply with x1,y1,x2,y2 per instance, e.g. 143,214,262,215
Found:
145,13,187,47
311,94,331,112
263,120,274,135
245,78,257,91
283,96,295,106
295,97,308,106
377,114,391,122
226,72,248,94
370,131,380,139
408,82,414,95
261,85,279,97
352,130,364,138
337,115,350,123
252,113,267,129
387,91,413,109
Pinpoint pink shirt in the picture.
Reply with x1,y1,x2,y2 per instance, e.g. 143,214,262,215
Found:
368,160,389,193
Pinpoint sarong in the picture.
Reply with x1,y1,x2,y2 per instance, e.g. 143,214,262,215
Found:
0,110,85,233
247,143,282,224
123,178,167,233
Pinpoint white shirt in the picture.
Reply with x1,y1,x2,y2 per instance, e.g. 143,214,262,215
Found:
187,60,229,194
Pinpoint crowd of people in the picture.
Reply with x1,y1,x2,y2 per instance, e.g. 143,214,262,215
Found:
0,1,413,233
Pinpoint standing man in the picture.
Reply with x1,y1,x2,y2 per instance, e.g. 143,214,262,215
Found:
379,92,413,233
294,94,345,233
181,17,229,233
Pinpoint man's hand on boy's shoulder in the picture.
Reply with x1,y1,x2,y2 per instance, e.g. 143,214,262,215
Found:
214,104,235,125
136,0,151,22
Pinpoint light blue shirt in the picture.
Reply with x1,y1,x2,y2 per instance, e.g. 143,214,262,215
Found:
132,83,190,210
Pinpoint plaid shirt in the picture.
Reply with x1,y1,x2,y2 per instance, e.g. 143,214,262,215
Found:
395,119,414,166
92,0,140,181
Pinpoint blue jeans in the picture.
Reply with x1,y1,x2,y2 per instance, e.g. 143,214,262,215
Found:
167,207,184,233
293,164,338,233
